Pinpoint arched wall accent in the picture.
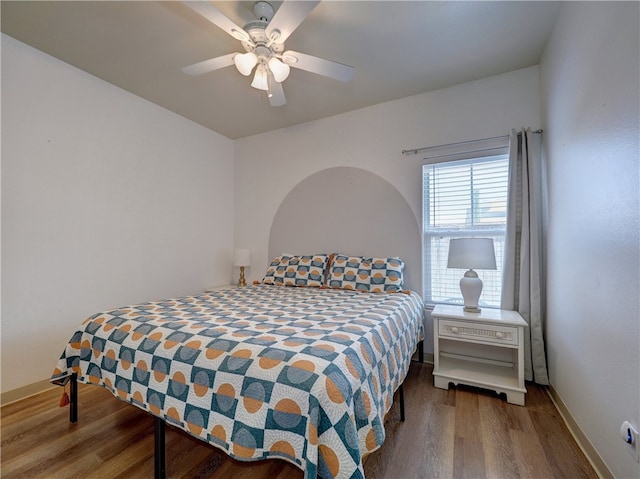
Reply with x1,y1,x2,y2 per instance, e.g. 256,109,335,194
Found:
268,166,422,293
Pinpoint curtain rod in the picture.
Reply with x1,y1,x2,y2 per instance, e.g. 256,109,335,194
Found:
401,129,543,156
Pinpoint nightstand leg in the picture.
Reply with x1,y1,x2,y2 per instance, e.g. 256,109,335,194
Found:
433,376,450,390
506,391,525,406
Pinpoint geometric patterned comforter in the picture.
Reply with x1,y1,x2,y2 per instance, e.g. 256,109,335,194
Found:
52,284,424,479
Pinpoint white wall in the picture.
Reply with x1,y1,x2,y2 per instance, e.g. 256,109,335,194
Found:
235,66,542,355
539,3,639,478
1,34,235,393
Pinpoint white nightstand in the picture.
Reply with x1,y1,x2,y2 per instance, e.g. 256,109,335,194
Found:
432,304,527,406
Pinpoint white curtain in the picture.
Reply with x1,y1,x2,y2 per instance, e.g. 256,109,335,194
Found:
501,128,549,385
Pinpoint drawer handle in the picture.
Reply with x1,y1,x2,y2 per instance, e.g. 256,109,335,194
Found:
496,332,504,339
451,327,459,333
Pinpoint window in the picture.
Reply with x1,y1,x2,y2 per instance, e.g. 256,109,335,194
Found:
422,152,509,307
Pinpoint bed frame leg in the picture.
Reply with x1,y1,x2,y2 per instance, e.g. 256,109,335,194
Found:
399,383,405,422
418,340,424,363
154,417,166,479
70,373,78,423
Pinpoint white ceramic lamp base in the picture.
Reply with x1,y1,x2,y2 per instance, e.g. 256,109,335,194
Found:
460,269,483,313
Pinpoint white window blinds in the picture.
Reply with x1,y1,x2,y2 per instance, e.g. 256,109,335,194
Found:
422,153,509,307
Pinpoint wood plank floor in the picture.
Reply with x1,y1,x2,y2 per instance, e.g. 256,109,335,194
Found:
1,362,598,479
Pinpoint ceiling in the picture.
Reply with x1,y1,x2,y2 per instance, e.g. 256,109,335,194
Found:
1,1,561,139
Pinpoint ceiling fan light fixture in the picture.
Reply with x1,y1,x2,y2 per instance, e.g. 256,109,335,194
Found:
234,52,258,76
268,57,290,82
251,63,269,91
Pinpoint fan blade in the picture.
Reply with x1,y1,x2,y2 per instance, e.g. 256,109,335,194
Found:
269,80,286,107
283,50,354,82
182,53,236,76
181,1,252,43
266,0,320,43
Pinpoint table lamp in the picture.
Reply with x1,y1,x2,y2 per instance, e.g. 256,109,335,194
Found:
447,238,496,313
233,249,251,287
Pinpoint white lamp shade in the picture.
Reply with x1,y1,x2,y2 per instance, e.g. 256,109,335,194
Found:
268,57,290,83
251,63,269,90
234,52,258,76
233,249,251,267
447,238,497,270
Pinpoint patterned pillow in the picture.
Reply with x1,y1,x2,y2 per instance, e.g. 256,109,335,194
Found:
327,254,405,292
262,254,330,287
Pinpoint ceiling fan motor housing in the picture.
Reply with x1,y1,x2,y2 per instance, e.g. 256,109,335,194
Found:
241,22,284,56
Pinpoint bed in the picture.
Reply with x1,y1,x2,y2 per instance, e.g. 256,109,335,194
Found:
51,254,424,479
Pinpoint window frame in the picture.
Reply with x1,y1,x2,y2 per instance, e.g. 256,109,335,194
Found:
421,138,510,308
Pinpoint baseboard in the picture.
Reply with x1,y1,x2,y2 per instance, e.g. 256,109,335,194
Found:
412,349,434,364
1,379,57,407
547,384,612,479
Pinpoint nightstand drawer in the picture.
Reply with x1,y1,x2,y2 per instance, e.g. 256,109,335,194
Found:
438,319,518,346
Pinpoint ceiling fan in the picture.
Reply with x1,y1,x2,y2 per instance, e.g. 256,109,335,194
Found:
181,0,354,107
